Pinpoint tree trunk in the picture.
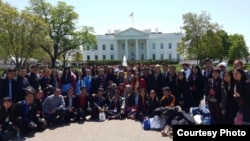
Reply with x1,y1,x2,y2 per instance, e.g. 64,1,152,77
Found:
51,43,59,68
62,53,66,68
51,56,57,68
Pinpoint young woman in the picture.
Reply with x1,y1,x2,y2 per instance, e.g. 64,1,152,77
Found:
132,71,147,90
147,89,159,117
233,68,250,124
221,71,238,124
175,71,194,112
188,65,204,107
0,97,14,135
205,68,223,124
50,69,60,90
136,88,148,121
59,67,76,96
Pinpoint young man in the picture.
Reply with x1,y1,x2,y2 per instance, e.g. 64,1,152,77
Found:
12,86,46,134
42,88,66,125
105,90,126,120
89,88,107,120
64,87,78,123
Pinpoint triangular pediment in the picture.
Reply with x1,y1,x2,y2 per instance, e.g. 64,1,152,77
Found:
114,27,149,37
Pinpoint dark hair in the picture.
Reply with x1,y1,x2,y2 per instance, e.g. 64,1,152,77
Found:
25,86,36,96
1,97,12,105
7,68,16,73
234,68,247,83
80,86,87,91
204,58,212,64
67,87,74,92
162,86,171,92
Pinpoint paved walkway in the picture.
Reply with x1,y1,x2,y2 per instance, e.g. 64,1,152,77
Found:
10,119,172,141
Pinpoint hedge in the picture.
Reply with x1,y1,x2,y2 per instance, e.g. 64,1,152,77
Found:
85,59,179,66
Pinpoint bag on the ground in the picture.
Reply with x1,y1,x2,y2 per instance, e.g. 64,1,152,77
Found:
142,118,151,130
99,112,106,121
149,115,166,130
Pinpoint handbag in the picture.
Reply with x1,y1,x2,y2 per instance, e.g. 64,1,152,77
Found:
99,112,106,121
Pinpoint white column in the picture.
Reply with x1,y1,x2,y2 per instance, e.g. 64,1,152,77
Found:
115,40,119,59
135,39,139,60
125,40,128,59
146,39,150,60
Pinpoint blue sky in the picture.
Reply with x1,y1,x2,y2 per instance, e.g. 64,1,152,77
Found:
3,0,250,47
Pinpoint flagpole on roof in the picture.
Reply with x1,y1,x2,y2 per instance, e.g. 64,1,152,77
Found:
129,12,134,27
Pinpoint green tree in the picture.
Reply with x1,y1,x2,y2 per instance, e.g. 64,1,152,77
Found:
71,52,83,62
28,0,96,68
200,30,223,60
216,30,230,61
228,34,249,61
0,2,47,68
178,11,221,65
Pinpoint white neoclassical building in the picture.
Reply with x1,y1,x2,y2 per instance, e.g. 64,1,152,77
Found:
82,27,184,61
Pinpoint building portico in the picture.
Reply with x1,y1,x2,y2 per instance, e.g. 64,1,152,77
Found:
83,27,184,61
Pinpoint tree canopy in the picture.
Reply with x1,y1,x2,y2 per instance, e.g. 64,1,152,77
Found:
0,2,48,68
27,0,96,67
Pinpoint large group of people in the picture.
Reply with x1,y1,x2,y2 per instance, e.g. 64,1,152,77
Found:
0,58,250,140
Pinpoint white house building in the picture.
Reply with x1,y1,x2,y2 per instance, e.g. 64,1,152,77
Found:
83,27,184,61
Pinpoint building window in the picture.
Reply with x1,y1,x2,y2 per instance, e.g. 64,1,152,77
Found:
87,45,90,50
95,55,98,60
103,55,106,60
141,54,144,60
111,55,114,60
177,54,180,61
152,43,156,49
87,55,90,60
152,54,156,60
122,44,125,50
102,44,106,50
110,44,114,50
168,43,172,49
168,54,172,60
160,43,164,49
140,44,144,50
161,54,164,60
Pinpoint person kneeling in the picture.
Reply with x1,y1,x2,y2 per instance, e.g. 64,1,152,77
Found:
12,86,45,135
105,90,126,120
43,88,66,126
64,87,78,123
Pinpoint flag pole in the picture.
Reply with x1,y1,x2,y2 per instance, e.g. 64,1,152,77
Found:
132,14,134,27
130,12,134,27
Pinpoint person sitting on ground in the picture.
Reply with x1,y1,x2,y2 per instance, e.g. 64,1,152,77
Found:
127,86,140,119
147,89,160,117
12,86,45,135
42,88,66,126
160,87,176,107
33,89,47,130
0,97,14,141
76,87,90,121
105,90,126,120
89,88,107,120
64,87,79,123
